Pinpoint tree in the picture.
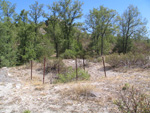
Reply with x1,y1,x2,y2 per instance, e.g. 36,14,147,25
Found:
0,0,17,67
46,2,61,58
120,5,147,54
29,1,44,25
86,6,117,55
16,9,36,63
29,1,44,45
0,0,16,22
59,0,83,50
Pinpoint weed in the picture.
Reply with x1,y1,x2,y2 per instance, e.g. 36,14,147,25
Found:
23,110,31,113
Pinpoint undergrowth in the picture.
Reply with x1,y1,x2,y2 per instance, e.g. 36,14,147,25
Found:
114,86,150,113
56,67,90,83
106,53,149,68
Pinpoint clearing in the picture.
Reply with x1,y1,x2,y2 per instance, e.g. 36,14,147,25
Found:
0,59,150,113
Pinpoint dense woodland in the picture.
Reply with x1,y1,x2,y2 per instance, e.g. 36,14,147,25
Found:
0,0,149,67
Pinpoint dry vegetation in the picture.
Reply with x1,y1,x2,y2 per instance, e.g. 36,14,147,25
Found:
0,57,150,113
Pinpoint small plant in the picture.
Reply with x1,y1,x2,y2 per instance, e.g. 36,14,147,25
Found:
56,68,90,83
23,110,31,113
114,86,150,113
122,83,130,90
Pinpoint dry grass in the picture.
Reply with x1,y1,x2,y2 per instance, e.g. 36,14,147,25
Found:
34,86,45,91
62,82,96,100
31,80,43,86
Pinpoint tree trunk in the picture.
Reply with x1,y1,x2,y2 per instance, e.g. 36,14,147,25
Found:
124,36,128,54
101,35,104,56
122,36,125,54
56,42,59,58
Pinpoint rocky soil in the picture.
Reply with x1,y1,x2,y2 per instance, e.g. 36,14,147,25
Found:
0,59,150,113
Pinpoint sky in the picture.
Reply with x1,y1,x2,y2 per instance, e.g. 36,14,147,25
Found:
9,0,150,34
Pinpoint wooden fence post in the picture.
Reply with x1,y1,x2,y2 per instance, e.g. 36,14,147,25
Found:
57,58,60,74
102,56,107,77
43,57,46,84
31,60,32,80
83,56,85,71
75,58,78,81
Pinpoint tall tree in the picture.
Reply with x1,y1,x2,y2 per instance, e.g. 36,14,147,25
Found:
16,9,36,63
0,0,17,67
29,1,44,45
86,6,117,55
0,0,16,22
29,1,44,25
59,0,83,50
46,2,61,58
120,5,147,54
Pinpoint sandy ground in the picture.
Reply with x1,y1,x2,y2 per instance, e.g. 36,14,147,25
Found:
0,59,150,113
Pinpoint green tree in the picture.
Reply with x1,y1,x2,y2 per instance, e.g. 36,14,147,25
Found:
58,0,83,50
0,0,17,67
86,6,117,55
0,0,16,22
46,2,61,58
120,5,147,54
29,1,44,45
16,9,36,63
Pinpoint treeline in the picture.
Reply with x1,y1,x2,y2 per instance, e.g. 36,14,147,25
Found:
0,0,149,67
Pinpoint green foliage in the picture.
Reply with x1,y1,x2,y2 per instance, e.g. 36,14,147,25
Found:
23,110,31,113
0,0,149,68
29,1,44,25
0,21,17,67
122,83,130,90
86,5,117,55
113,36,133,53
119,5,146,54
35,37,54,60
56,68,90,83
61,49,76,59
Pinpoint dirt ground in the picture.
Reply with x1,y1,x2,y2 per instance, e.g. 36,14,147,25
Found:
0,59,150,113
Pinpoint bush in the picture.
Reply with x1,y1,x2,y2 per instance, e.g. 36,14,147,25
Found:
61,49,76,59
64,83,96,100
23,110,31,113
56,68,90,83
45,59,66,74
106,53,149,68
114,86,150,113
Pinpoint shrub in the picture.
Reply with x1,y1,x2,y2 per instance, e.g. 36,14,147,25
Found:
56,68,90,83
61,49,76,59
64,83,95,100
23,110,31,113
45,59,66,74
114,86,150,113
106,53,149,68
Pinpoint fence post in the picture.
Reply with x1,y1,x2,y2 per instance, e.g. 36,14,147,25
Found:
57,58,60,74
75,58,78,81
102,56,107,77
31,60,32,80
83,56,85,71
43,57,46,84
